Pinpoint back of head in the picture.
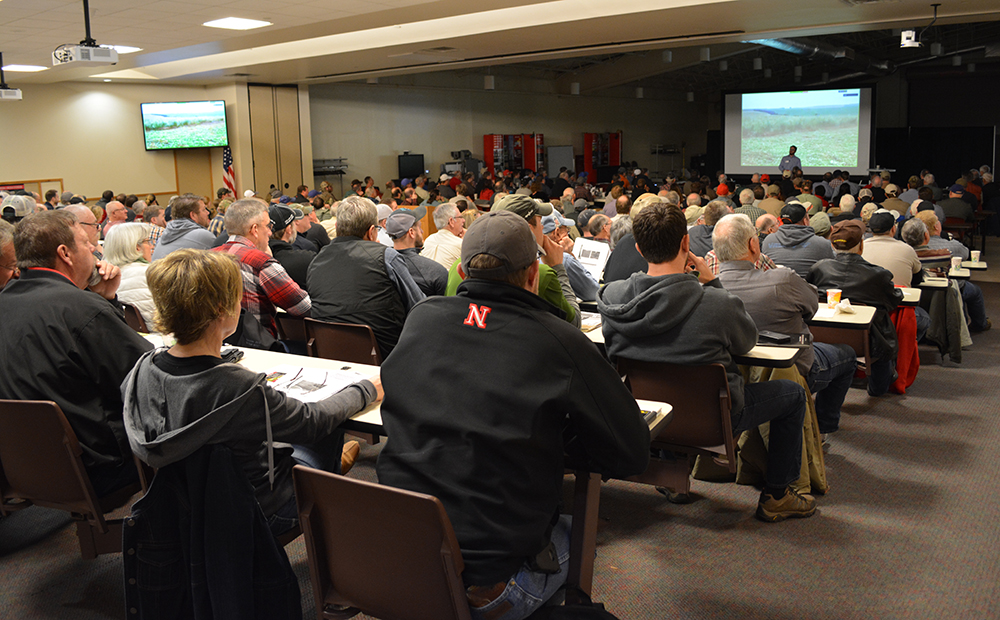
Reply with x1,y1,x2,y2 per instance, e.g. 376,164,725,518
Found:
609,216,633,249
840,194,856,212
461,211,537,289
102,190,114,202
915,210,938,232
703,200,731,226
224,198,268,237
14,210,79,270
147,249,242,344
171,194,203,221
900,218,927,248
104,222,152,267
630,194,663,219
712,213,756,262
336,195,378,238
756,213,778,234
588,214,609,236
917,186,934,201
739,188,754,205
633,204,686,264
432,203,460,229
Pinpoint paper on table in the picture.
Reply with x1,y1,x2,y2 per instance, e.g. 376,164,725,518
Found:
580,311,602,332
264,364,365,403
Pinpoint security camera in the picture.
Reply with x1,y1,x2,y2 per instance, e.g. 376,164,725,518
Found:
900,30,922,48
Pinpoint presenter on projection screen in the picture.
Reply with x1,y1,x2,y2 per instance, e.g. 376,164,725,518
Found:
779,145,801,173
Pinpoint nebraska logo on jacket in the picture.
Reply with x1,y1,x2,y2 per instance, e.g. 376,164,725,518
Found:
463,303,492,329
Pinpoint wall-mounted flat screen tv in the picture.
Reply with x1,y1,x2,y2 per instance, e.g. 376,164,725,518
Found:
140,100,229,150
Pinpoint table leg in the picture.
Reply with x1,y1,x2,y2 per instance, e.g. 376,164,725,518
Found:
567,471,601,601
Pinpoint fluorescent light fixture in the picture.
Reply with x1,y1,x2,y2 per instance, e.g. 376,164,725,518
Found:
203,17,272,30
103,79,112,82
2,64,47,72
105,45,142,54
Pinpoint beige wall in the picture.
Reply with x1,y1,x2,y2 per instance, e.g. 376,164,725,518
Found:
309,81,712,184
0,81,255,200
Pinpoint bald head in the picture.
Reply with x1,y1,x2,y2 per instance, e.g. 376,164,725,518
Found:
65,204,99,245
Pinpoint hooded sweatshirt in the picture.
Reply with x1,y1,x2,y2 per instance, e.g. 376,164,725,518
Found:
760,224,834,278
121,348,376,516
151,218,217,260
598,272,757,415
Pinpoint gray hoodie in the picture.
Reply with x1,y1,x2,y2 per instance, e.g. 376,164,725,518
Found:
121,349,376,515
598,272,757,415
151,218,217,260
760,224,834,278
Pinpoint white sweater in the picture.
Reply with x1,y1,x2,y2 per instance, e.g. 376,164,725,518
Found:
117,261,156,331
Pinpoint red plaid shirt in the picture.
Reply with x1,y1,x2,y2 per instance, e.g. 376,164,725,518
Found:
213,236,311,337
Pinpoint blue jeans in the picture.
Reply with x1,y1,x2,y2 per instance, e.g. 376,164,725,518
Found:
960,281,989,331
469,515,572,620
915,307,931,342
732,380,806,491
807,342,856,434
264,430,346,537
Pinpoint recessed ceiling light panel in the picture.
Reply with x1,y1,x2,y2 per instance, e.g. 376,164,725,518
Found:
2,64,47,72
203,17,272,30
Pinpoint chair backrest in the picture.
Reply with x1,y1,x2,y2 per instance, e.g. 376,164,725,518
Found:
617,360,736,459
121,302,150,333
275,312,307,342
0,399,107,520
304,318,382,366
292,465,471,620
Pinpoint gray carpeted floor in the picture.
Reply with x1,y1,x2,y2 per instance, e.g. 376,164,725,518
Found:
3,275,999,620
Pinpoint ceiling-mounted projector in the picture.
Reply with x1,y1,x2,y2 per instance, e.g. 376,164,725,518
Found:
0,88,23,101
900,30,922,48
52,44,118,67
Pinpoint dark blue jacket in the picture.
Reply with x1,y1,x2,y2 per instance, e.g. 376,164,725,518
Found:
122,444,301,620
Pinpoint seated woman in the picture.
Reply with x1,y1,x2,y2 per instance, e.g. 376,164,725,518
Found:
103,222,156,329
121,248,382,536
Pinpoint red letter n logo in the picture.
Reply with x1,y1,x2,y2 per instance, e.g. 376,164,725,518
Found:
463,303,492,329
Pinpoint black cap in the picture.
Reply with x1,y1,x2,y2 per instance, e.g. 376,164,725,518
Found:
779,202,807,225
269,205,296,233
869,211,896,234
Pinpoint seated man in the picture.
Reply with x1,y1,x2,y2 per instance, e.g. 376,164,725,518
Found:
713,214,856,437
688,200,732,258
267,204,314,290
542,211,598,302
861,211,922,287
446,195,581,327
807,220,903,396
0,220,15,288
214,199,312,339
599,204,815,522
151,193,216,260
385,206,448,297
422,203,465,268
307,195,425,358
761,203,835,278
0,210,153,495
377,211,650,620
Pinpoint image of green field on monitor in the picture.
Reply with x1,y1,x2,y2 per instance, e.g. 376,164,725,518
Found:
741,89,860,168
141,100,229,150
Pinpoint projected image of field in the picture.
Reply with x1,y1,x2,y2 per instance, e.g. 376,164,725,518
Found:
141,101,228,150
740,90,860,168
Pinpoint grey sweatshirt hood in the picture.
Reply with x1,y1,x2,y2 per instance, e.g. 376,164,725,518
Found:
121,349,269,470
159,218,206,246
770,224,818,248
597,272,704,338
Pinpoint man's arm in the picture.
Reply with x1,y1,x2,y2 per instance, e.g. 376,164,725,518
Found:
259,260,312,317
384,248,427,311
563,252,600,302
788,271,819,320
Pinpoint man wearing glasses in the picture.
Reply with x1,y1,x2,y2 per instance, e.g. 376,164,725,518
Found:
214,199,311,340
65,203,105,259
421,203,466,269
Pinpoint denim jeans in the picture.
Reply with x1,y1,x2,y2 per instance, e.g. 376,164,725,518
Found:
914,307,931,342
960,281,989,331
807,342,857,434
732,380,806,491
469,515,572,620
265,429,346,537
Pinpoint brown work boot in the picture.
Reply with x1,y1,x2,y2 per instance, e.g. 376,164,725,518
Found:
340,440,361,474
755,487,816,522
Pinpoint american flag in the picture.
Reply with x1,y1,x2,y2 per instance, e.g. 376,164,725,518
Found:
222,146,237,196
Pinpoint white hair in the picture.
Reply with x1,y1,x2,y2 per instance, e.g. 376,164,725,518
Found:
712,214,756,262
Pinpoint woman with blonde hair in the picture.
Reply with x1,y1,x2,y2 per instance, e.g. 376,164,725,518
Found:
103,222,156,329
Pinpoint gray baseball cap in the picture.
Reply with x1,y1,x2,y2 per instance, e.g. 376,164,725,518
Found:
385,206,426,239
461,211,538,279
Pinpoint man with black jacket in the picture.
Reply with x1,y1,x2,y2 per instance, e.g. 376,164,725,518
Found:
0,210,153,495
377,211,649,620
267,205,314,290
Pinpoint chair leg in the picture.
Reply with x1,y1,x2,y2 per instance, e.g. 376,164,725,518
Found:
75,519,124,560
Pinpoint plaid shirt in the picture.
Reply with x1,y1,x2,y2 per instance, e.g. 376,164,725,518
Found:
704,251,777,276
147,225,165,250
213,236,311,337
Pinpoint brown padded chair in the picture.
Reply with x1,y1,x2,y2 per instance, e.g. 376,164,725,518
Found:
616,360,737,495
121,302,150,333
0,399,141,559
304,318,383,366
292,465,471,620
275,312,308,342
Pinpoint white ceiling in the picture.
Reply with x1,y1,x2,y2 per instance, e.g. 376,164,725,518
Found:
1,0,998,86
